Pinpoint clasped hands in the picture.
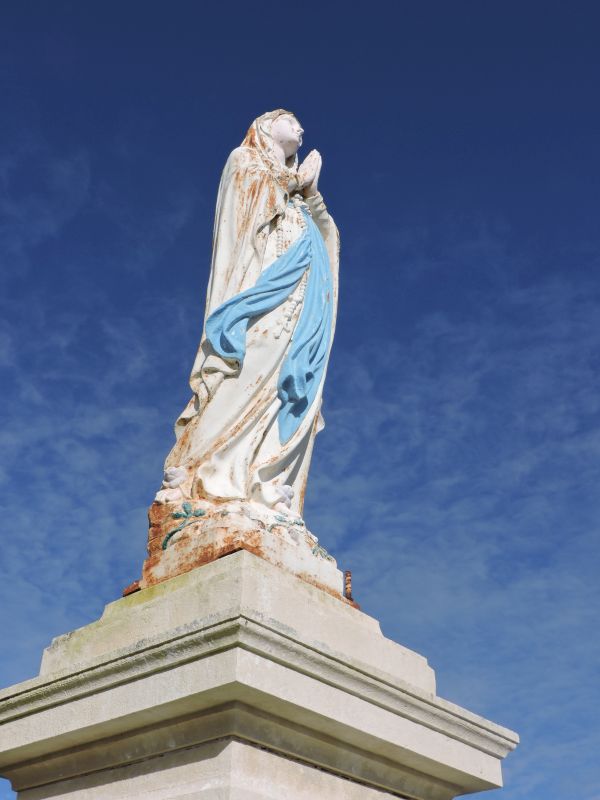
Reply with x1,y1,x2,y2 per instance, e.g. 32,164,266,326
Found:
297,149,322,198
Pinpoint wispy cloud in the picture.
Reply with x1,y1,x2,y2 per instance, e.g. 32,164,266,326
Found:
0,116,201,712
0,140,90,279
305,257,600,799
1,160,599,800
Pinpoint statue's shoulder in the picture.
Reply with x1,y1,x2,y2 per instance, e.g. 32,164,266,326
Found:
226,146,265,172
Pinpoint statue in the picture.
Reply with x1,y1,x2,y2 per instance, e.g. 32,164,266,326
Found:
155,110,339,527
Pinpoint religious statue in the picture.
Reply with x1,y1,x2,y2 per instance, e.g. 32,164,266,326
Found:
155,110,339,526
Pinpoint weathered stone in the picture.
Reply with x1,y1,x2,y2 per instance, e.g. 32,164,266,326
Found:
0,551,518,799
138,499,345,598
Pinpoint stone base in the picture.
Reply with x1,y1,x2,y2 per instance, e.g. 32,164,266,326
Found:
139,499,345,599
0,551,518,799
10,735,426,800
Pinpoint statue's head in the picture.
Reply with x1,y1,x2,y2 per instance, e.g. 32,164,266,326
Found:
242,110,303,170
271,113,304,160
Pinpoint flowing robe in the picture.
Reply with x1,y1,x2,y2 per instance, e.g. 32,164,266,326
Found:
164,146,339,517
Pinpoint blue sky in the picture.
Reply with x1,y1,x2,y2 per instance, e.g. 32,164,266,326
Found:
1,2,600,798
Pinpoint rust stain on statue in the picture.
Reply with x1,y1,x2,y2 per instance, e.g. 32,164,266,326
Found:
137,111,342,602
139,541,347,605
243,126,258,150
122,580,140,597
135,506,348,605
267,183,276,215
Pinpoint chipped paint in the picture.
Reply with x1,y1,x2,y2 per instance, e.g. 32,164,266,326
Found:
135,499,345,601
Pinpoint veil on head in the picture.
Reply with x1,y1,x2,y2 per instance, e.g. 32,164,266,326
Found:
241,109,300,175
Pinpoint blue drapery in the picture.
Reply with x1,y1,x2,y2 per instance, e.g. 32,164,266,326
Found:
205,207,333,444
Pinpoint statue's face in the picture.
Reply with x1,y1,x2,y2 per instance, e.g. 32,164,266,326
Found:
271,115,304,159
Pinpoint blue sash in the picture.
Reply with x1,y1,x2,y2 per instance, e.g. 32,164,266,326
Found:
205,207,333,444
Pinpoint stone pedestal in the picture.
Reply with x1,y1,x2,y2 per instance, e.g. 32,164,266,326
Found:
0,551,518,799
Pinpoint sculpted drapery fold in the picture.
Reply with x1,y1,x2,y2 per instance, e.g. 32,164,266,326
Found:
157,110,339,520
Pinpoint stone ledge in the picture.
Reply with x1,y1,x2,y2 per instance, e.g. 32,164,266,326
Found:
0,614,514,760
2,704,462,800
38,550,435,692
0,551,518,800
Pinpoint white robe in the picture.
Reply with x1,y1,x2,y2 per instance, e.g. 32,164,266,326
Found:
163,146,339,517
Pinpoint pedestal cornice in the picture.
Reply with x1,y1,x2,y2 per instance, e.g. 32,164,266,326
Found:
0,551,518,800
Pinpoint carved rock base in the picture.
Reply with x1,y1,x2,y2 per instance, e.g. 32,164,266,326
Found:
139,499,344,599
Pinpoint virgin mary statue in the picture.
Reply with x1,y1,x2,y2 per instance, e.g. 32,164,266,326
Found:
156,110,339,522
